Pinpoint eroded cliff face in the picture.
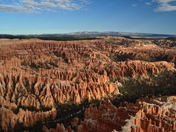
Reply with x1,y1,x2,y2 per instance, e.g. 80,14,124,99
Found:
99,36,176,63
0,37,175,131
75,96,176,132
0,107,57,131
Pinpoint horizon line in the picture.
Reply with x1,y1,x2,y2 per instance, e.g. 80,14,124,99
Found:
0,31,176,36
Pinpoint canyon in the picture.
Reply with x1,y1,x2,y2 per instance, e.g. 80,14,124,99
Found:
76,96,176,132
0,36,175,131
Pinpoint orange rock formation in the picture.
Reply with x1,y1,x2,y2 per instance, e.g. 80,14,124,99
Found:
77,96,176,132
0,37,175,131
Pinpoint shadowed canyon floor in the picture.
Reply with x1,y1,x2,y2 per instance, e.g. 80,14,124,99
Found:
0,37,176,132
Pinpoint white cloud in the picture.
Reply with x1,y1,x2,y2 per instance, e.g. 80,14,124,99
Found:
41,1,57,8
132,4,137,7
154,0,176,11
0,4,39,13
0,0,89,13
146,2,152,5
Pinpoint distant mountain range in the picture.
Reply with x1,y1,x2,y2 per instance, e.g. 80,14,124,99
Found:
66,31,176,37
0,31,176,39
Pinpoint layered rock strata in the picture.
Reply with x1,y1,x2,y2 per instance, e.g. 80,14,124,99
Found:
0,38,175,131
76,96,176,132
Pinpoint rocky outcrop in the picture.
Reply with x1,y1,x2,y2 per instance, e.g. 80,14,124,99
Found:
0,107,57,131
77,96,176,132
42,124,72,132
97,36,176,64
154,38,176,48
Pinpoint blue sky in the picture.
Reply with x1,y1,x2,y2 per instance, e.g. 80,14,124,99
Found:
0,0,176,35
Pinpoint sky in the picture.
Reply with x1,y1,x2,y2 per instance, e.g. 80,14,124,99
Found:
0,0,176,35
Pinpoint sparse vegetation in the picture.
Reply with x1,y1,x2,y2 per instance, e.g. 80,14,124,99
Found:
21,60,58,70
115,70,176,105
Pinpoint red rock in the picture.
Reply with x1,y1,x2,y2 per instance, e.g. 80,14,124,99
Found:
0,38,175,131
77,96,176,132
